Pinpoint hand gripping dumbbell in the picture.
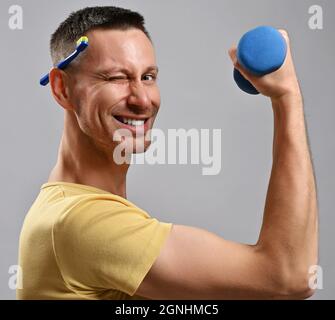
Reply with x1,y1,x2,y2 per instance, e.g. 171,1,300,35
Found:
233,26,287,95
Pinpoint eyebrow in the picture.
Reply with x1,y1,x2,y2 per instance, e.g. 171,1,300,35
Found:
145,65,159,73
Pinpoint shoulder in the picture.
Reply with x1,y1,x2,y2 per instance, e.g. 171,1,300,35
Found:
53,193,151,236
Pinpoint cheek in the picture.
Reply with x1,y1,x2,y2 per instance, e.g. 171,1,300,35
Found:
97,85,126,111
70,89,104,136
75,84,123,119
150,85,161,109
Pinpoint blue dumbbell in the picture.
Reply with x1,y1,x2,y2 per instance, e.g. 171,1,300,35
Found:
233,26,287,95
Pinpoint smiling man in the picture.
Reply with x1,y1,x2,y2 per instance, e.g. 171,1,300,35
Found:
17,6,318,300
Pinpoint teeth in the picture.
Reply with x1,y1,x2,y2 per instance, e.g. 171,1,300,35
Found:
121,117,145,126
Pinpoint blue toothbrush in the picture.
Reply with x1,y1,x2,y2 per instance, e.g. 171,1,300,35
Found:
39,36,89,86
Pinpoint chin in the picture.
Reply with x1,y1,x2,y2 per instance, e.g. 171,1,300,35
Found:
112,136,151,156
131,140,152,154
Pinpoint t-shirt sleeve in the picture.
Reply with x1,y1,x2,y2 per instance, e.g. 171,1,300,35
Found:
52,199,173,296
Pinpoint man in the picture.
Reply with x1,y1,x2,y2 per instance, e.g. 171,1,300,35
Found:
17,6,318,299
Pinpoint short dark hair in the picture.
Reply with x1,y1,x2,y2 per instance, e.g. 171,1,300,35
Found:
50,6,151,65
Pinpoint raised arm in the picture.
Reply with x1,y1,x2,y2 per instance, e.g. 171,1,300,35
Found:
135,30,318,300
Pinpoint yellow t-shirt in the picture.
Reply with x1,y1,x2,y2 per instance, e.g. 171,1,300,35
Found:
17,182,173,300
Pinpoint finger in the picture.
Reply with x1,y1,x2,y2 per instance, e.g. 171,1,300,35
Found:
229,45,262,86
278,29,289,42
277,28,293,64
228,46,238,66
235,63,254,83
278,29,291,53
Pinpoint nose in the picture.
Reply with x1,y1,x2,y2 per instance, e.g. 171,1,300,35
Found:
127,80,151,113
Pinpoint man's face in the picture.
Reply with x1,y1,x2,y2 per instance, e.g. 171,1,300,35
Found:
65,28,160,155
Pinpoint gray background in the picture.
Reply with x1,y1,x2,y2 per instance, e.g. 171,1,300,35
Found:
0,0,334,299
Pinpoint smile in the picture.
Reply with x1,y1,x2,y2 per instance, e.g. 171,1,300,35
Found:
114,116,147,127
112,115,151,133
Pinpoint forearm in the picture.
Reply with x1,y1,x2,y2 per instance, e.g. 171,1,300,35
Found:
257,92,318,281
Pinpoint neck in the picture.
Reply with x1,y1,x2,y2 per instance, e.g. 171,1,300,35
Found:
48,111,129,198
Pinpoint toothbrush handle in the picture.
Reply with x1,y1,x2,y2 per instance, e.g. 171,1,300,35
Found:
40,74,50,86
39,50,79,86
39,41,87,86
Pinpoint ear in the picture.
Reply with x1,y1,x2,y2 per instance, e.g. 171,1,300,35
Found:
49,68,73,110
